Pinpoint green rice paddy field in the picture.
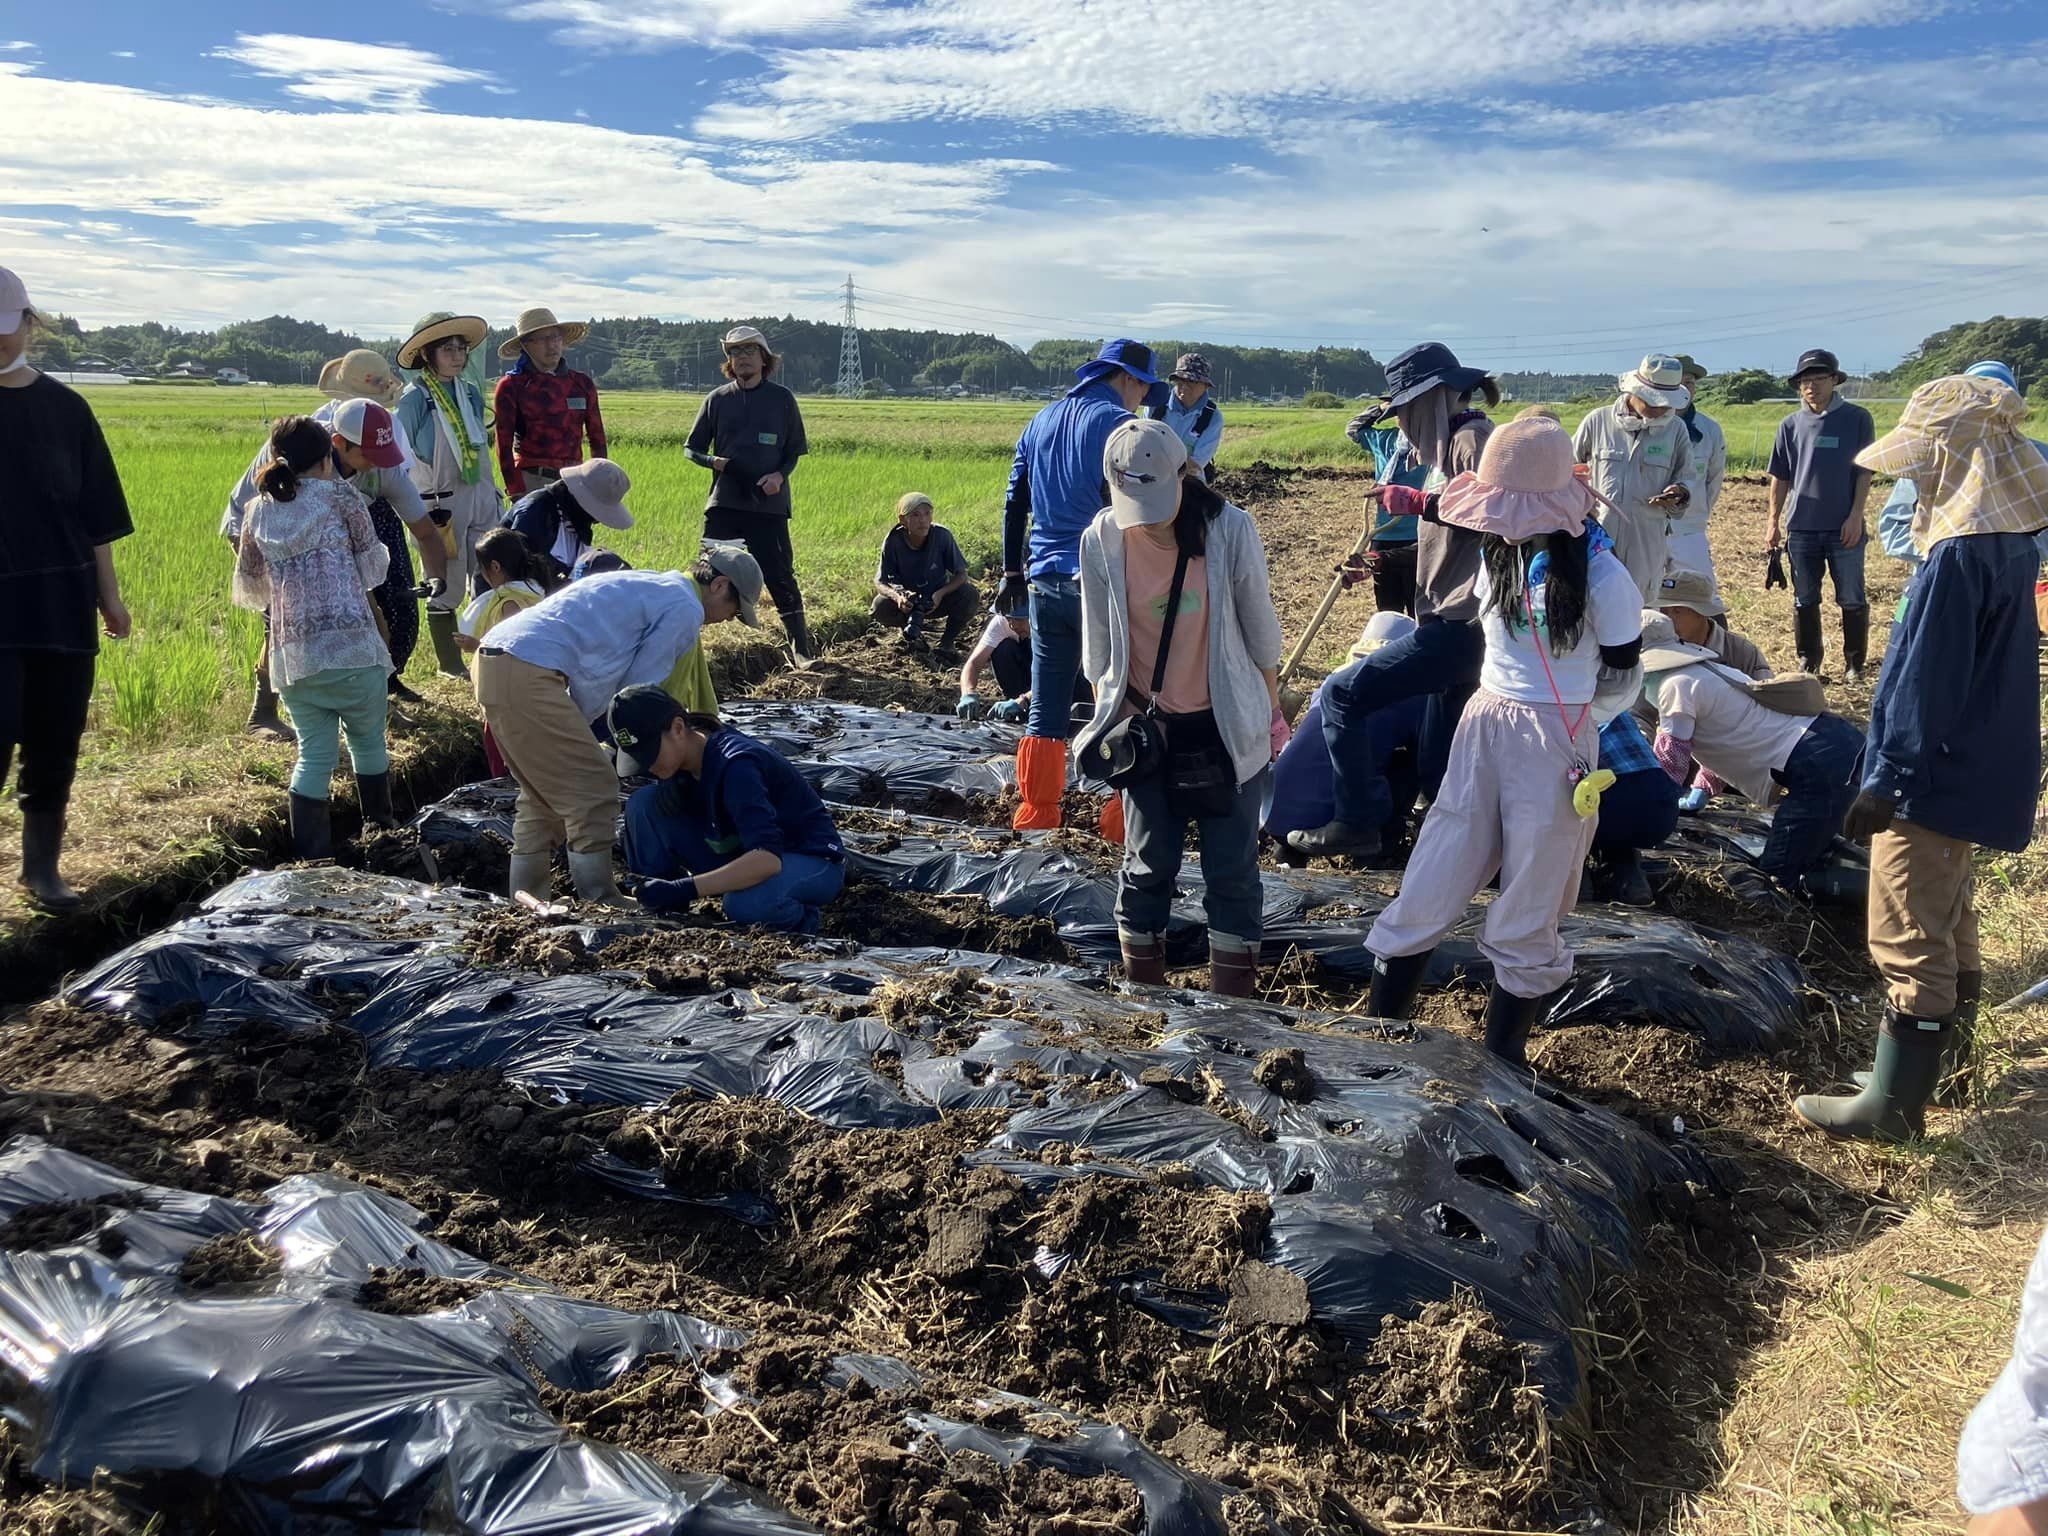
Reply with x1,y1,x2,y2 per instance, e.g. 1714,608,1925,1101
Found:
76,385,2046,750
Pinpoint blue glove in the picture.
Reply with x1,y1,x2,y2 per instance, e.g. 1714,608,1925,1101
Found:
638,875,699,912
991,698,1025,723
1679,786,1709,814
956,693,982,720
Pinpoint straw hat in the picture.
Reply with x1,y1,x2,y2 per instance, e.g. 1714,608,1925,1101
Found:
318,348,403,409
397,312,488,371
1435,415,1600,542
1858,373,2048,552
498,306,589,360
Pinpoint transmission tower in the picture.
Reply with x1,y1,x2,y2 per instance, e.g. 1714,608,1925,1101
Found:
835,275,865,396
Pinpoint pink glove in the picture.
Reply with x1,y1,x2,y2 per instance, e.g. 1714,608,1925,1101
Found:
1270,704,1292,759
1653,730,1695,785
1376,483,1429,520
1697,767,1730,798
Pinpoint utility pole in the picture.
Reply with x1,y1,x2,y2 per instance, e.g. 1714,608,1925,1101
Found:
836,275,864,397
1309,364,1323,394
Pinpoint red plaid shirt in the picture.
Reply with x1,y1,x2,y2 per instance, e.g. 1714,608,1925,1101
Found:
493,366,606,485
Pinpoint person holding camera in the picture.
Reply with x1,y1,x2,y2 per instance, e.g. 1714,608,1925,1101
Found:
1074,418,1286,998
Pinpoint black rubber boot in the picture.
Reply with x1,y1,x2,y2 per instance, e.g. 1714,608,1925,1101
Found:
1793,1007,1950,1143
246,665,295,743
357,772,400,831
1121,932,1168,986
1367,949,1432,1020
425,607,467,679
1595,847,1654,907
1482,984,1544,1068
781,609,817,662
1793,604,1824,675
1286,819,1382,858
288,793,334,862
1840,605,1870,684
388,673,425,703
18,811,83,913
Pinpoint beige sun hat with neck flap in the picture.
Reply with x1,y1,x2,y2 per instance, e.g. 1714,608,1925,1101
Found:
318,348,404,409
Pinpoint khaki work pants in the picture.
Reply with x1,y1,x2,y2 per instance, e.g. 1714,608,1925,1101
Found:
1867,818,1982,1017
473,650,618,856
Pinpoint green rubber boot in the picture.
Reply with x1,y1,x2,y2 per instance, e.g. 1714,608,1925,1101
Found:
1794,1008,1950,1144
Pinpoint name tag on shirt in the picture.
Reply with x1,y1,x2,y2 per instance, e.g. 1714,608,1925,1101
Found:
1645,442,1670,460
567,397,587,411
1817,436,1839,448
758,432,779,446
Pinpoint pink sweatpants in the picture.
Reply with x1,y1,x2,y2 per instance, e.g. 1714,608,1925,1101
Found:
1366,691,1598,999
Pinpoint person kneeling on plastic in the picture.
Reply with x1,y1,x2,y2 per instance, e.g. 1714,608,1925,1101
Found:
612,687,847,935
1362,414,1643,1066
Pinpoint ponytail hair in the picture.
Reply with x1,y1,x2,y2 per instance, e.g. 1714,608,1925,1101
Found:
474,527,534,585
257,415,333,502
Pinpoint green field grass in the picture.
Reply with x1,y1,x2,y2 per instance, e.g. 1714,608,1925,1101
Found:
73,384,2048,751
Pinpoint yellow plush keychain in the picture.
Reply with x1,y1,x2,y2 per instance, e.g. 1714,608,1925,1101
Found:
1572,768,1616,820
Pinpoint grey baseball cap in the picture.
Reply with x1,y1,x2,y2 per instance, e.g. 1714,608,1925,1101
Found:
703,541,764,627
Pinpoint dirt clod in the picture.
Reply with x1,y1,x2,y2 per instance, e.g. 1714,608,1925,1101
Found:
1253,1046,1317,1102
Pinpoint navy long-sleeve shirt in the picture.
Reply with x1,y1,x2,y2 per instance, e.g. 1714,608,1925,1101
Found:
634,727,844,875
1864,530,2041,850
1002,378,1132,580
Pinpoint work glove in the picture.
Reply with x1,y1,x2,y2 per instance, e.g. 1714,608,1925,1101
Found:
1652,730,1695,785
990,698,1026,723
1338,551,1372,590
1764,547,1788,591
412,577,445,600
1375,484,1429,520
995,572,1029,613
956,693,983,720
1678,785,1710,814
637,875,700,913
1843,790,1897,844
1269,704,1292,759
911,591,934,615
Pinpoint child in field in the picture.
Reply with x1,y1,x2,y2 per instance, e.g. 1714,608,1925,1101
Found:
459,528,548,778
874,492,976,654
232,415,394,859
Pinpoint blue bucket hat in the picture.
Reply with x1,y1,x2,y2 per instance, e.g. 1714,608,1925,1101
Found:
1966,359,2020,393
1382,341,1494,409
1074,338,1161,388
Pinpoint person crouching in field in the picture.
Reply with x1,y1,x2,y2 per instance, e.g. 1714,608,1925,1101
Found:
501,456,634,577
458,528,549,779
1363,414,1643,1065
613,687,847,934
873,492,976,655
231,416,396,860
1074,419,1287,999
1795,373,2048,1143
475,566,757,906
659,544,768,719
0,265,133,912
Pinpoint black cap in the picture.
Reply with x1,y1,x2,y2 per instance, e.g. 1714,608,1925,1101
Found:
608,685,685,778
1791,348,1844,382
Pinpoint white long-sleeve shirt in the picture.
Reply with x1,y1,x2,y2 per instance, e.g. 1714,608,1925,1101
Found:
486,570,705,722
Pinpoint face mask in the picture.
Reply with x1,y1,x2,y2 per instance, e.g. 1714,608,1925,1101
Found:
0,352,28,376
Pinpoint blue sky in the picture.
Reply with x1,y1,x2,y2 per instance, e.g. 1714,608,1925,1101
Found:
3,0,2046,374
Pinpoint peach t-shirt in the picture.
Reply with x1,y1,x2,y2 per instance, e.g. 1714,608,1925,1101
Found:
1122,526,1210,715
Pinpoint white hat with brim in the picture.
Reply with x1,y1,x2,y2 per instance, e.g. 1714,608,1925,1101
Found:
397,312,489,371
1104,417,1189,528
318,349,404,409
722,325,771,353
559,458,634,530
1616,353,1692,410
499,306,590,361
1350,610,1416,659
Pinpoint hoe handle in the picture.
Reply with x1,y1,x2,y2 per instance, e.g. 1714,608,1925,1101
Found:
1278,524,1374,687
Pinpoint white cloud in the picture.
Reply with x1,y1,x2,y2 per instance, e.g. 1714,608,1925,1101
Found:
208,33,500,111
0,41,33,52
110,50,136,59
479,0,866,49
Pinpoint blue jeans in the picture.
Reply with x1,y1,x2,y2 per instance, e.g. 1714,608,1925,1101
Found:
1787,528,1867,610
624,784,846,933
1027,576,1085,740
1319,618,1483,827
1760,714,1865,886
279,665,390,800
1265,692,1425,841
1591,767,1681,853
1119,767,1268,948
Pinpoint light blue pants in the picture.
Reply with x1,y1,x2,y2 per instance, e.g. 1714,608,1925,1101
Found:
280,665,390,799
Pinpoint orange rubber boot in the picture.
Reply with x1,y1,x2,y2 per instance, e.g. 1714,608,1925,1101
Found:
1097,794,1126,845
1012,736,1068,830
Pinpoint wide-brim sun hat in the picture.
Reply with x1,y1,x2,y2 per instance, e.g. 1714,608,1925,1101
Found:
559,458,634,529
1104,417,1187,527
722,324,771,353
499,306,590,360
1382,341,1496,409
1435,415,1602,541
318,348,403,408
1617,353,1690,410
1350,610,1416,659
1655,568,1725,616
397,312,489,371
1858,373,2048,551
1076,338,1162,388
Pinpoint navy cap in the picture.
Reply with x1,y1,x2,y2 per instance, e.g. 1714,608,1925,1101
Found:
608,685,685,778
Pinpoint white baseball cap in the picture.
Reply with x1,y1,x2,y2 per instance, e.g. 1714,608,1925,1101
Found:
1103,417,1189,528
0,267,38,337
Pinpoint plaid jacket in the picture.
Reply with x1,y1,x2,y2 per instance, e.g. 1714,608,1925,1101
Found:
1598,712,1660,776
493,366,605,485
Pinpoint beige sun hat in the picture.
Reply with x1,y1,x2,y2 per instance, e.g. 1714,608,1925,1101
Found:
558,458,633,530
498,306,590,361
1616,354,1691,410
397,312,488,371
1858,373,2048,553
318,348,403,409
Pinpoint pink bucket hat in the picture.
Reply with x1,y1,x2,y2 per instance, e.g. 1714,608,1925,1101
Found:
1435,415,1601,541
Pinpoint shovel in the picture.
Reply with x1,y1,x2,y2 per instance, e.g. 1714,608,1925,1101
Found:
1276,524,1374,722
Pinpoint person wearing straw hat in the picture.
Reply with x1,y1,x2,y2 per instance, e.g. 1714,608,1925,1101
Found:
1362,414,1643,1065
1289,341,1501,858
502,457,634,575
1793,372,2048,1143
684,325,813,660
1766,347,1876,679
0,265,133,912
1669,355,1726,584
492,306,606,497
223,352,451,715
1266,611,1426,859
394,312,500,677
1572,353,1695,603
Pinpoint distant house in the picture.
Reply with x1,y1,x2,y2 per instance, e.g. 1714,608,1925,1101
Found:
215,367,250,386
73,355,114,371
163,362,209,379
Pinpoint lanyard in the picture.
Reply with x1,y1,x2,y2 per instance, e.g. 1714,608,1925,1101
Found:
1520,577,1592,779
